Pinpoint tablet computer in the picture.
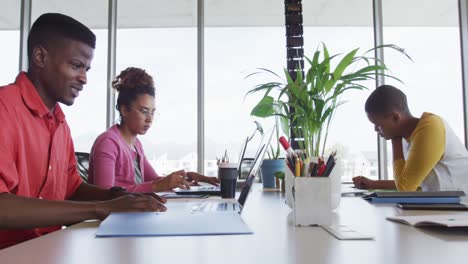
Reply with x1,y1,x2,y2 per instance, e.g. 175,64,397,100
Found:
397,203,468,210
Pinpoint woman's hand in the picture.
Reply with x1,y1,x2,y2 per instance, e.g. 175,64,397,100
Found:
186,171,219,186
152,170,191,192
352,176,375,189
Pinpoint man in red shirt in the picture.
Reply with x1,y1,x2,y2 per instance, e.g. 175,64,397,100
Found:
0,13,166,249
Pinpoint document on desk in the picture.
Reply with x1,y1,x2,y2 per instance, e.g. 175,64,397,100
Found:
387,214,468,227
96,212,253,237
363,191,464,204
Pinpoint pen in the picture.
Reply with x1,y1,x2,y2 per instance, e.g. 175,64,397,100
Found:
279,136,296,158
311,162,318,176
317,163,326,176
322,150,337,176
303,158,310,177
309,161,317,177
295,158,301,177
324,154,334,170
324,159,336,177
224,149,229,163
286,157,294,172
315,157,323,176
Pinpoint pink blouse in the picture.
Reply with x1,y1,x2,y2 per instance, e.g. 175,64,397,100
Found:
88,125,161,192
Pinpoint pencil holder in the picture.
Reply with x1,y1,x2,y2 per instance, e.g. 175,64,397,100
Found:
328,159,342,209
293,176,332,226
284,159,342,210
284,162,295,208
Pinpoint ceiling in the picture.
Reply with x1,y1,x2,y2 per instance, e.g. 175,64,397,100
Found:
0,0,460,30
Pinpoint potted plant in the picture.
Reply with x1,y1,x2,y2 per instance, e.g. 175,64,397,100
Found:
247,43,410,198
246,43,410,158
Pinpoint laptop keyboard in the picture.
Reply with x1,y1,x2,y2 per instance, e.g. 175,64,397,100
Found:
197,186,217,191
191,202,238,212
216,203,235,211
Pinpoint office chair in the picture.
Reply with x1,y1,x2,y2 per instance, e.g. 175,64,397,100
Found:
75,152,90,183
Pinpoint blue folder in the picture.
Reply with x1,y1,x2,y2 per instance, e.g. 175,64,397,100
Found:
96,211,253,237
366,196,461,204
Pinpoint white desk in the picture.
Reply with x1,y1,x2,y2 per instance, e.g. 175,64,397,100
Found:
2,185,468,264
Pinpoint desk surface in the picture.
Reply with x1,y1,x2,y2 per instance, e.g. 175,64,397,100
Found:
2,185,468,264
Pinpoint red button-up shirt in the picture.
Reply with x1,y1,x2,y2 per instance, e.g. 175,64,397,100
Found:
0,72,82,249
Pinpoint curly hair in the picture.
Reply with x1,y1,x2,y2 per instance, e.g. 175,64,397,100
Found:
112,67,156,113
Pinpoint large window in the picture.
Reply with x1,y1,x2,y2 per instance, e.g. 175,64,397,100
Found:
204,27,285,176
117,0,197,176
383,0,463,179
1,0,466,182
205,1,285,176
0,0,20,84
32,0,108,152
302,1,377,181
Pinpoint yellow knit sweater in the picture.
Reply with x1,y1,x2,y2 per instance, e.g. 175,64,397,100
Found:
393,112,446,191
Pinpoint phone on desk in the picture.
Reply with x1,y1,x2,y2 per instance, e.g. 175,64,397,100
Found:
397,203,468,210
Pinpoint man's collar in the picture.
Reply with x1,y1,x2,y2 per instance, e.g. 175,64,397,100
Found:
17,72,65,123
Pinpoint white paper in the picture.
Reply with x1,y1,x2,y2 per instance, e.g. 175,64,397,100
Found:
387,214,468,227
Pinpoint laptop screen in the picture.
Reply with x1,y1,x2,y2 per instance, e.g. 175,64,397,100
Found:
237,127,274,207
236,136,249,178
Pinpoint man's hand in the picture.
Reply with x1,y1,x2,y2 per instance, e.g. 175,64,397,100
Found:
152,170,191,192
108,187,167,204
94,194,166,220
352,176,375,189
186,171,219,186
139,192,167,204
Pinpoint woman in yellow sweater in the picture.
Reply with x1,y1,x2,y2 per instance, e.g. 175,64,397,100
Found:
353,85,468,193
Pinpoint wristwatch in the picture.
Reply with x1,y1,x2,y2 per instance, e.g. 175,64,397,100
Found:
109,186,127,198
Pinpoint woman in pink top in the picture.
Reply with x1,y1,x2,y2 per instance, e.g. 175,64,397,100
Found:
88,67,218,193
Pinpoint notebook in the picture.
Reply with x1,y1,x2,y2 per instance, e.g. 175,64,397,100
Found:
96,211,252,237
363,191,465,204
364,191,465,198
397,203,468,210
386,214,468,227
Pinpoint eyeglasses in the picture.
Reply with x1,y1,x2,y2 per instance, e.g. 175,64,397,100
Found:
135,108,156,119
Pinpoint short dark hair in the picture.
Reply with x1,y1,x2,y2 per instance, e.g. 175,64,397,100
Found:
28,13,96,63
365,85,410,115
112,67,156,115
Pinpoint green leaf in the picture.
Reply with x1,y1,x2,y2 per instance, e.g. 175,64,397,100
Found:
284,68,295,85
327,48,359,91
280,115,290,137
274,171,285,179
250,96,275,118
322,43,331,73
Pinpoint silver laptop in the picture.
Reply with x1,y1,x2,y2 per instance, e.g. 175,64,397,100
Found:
167,127,273,214
174,127,269,196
